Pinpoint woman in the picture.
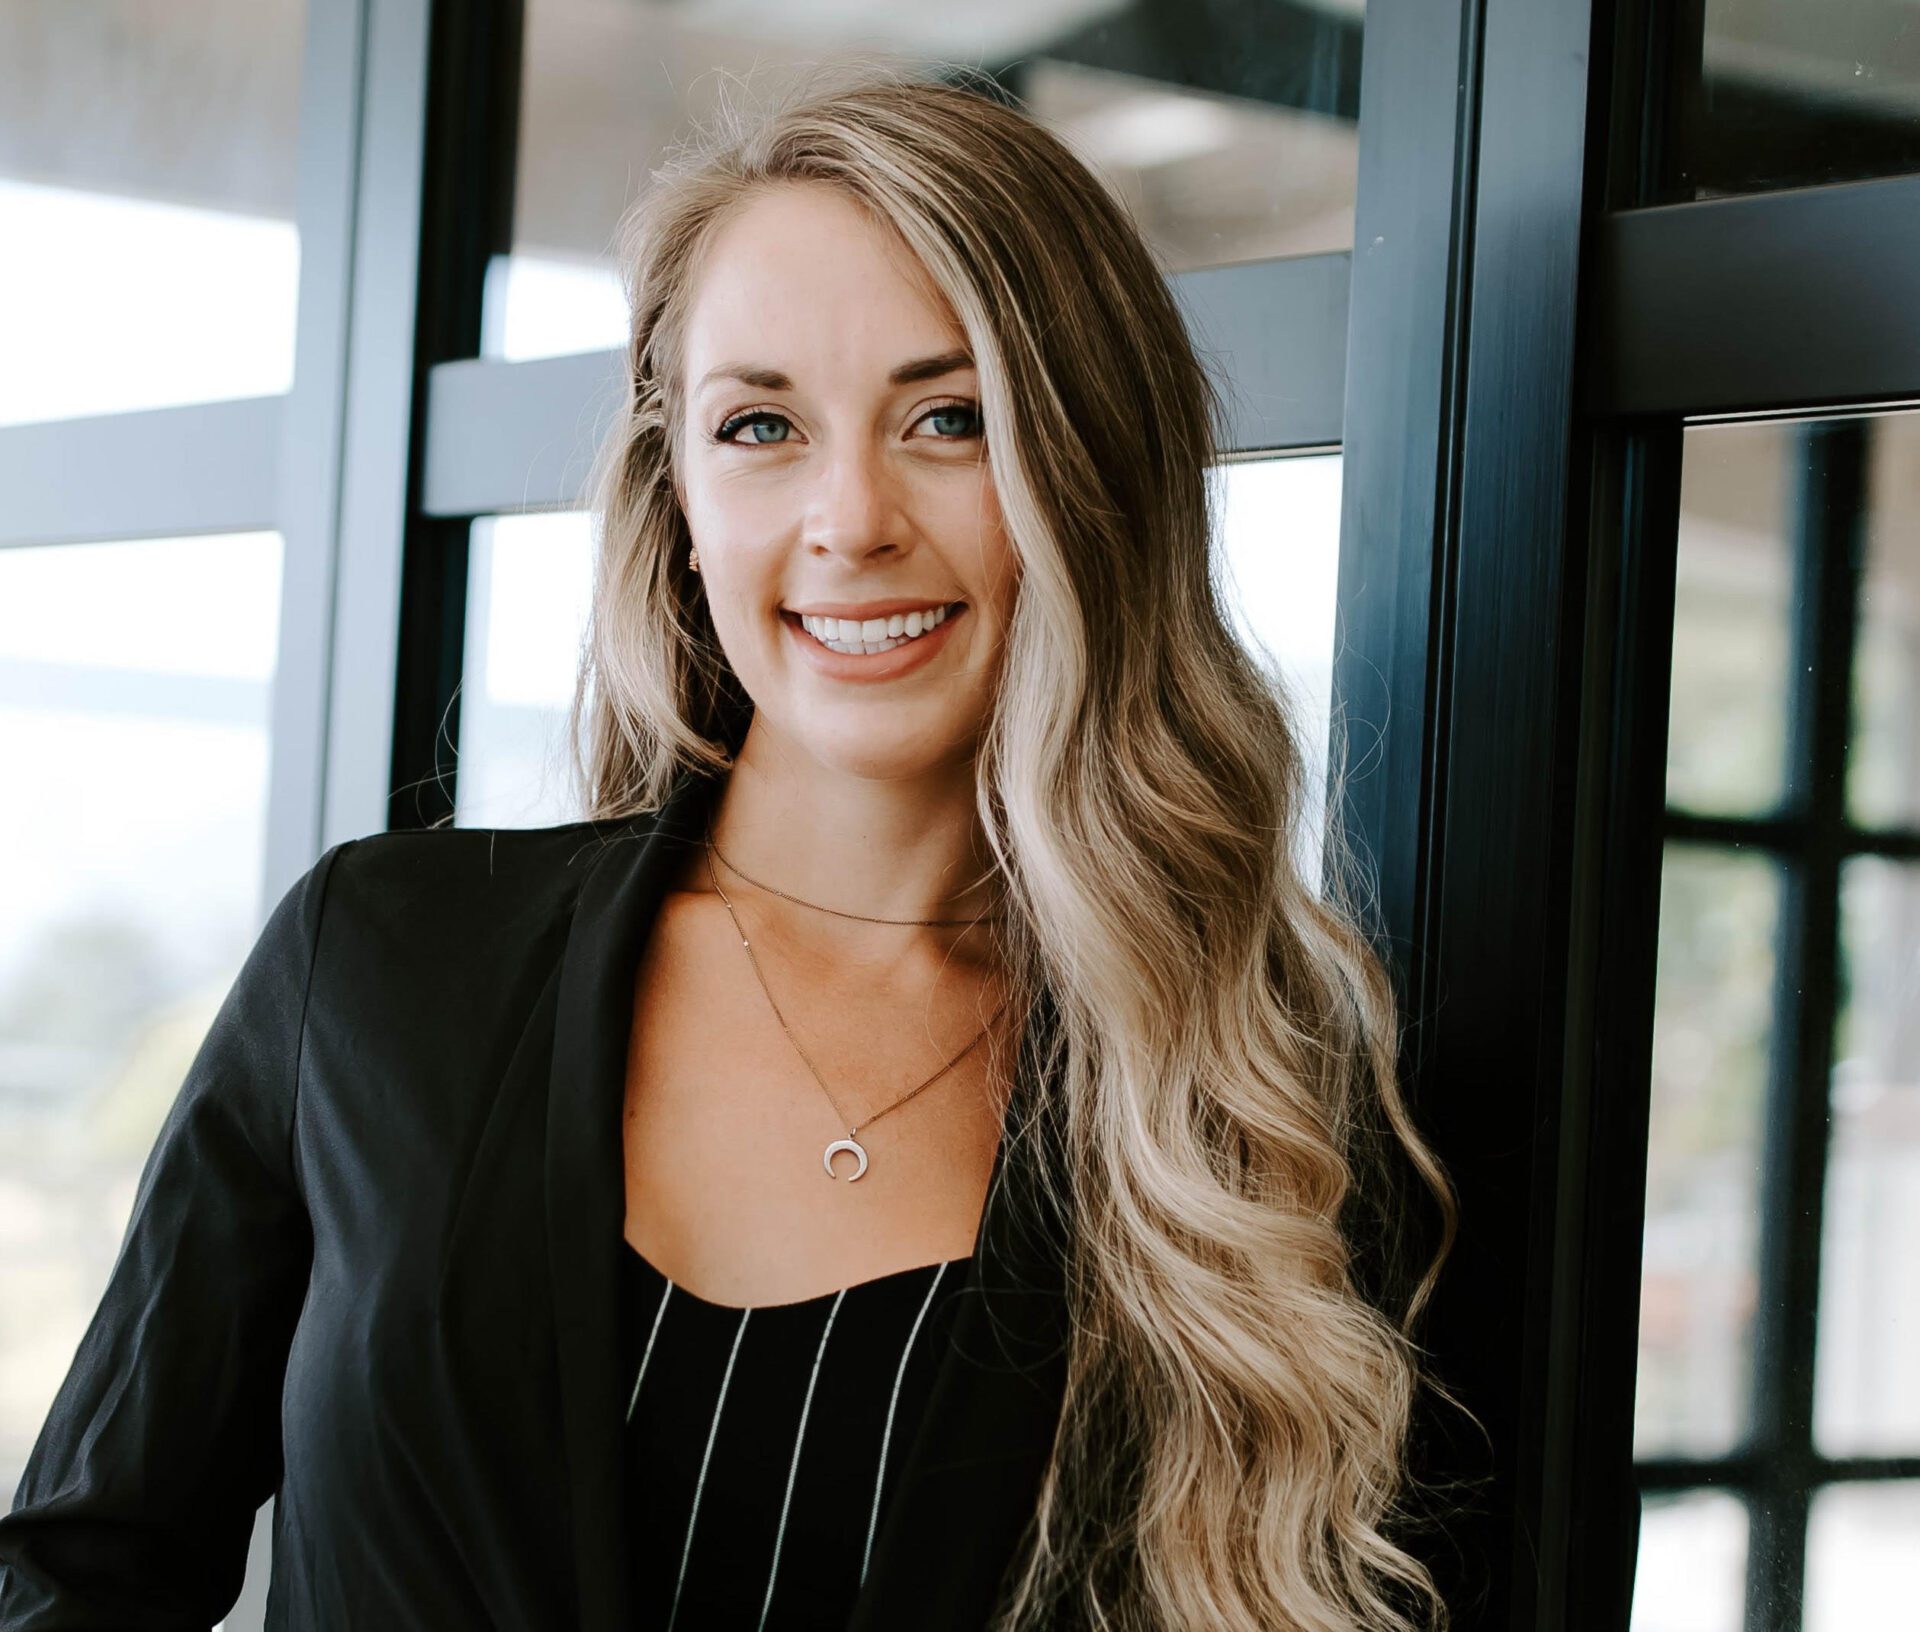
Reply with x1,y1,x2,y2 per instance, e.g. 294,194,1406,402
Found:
0,69,1454,1632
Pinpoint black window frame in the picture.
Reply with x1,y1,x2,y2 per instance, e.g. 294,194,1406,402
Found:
1575,8,1920,1632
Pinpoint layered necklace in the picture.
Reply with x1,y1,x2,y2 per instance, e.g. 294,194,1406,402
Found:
702,813,1014,1181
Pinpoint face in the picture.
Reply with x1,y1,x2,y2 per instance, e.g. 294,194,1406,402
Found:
674,183,1019,782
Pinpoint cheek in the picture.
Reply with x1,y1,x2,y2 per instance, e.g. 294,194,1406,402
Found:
678,472,782,569
677,467,733,540
964,487,1019,617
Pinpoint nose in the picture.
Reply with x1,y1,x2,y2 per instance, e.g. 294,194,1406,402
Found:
800,438,903,562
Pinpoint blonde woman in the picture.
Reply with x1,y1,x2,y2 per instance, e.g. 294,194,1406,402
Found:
0,69,1454,1632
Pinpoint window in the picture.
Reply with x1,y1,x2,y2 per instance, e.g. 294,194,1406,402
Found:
0,532,283,1512
1656,0,1920,201
1633,412,1920,1631
489,0,1368,363
0,2,306,427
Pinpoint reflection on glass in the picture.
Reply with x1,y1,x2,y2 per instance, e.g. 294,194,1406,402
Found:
1850,415,1920,831
490,0,1365,363
1803,1481,1920,1632
1629,1490,1748,1632
1635,846,1779,1459
0,533,282,1509
1661,0,1920,201
1667,422,1793,816
453,458,1344,861
0,2,305,427
1814,859,1920,1455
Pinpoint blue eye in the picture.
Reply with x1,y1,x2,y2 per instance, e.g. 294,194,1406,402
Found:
714,411,791,445
920,402,982,439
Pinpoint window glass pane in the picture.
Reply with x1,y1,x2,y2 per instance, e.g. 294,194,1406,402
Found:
1659,0,1920,201
1850,414,1920,831
0,533,283,1510
454,457,1344,873
1803,1481,1920,1632
1667,422,1793,817
1634,846,1779,1459
1213,454,1342,883
491,0,1366,363
455,512,596,830
1814,857,1920,1455
0,3,305,429
1629,1489,1748,1632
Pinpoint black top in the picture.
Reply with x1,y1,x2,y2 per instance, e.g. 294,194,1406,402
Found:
621,1241,974,1631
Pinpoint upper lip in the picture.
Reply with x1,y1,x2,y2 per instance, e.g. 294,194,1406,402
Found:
783,598,962,618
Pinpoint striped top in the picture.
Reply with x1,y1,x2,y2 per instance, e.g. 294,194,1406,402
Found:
620,1239,973,1631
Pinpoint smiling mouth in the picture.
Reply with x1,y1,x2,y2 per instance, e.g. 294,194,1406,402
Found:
780,602,965,655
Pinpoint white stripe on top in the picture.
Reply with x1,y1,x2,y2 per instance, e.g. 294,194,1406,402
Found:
665,1304,752,1632
755,1285,849,1631
626,1278,675,1424
859,1259,954,1584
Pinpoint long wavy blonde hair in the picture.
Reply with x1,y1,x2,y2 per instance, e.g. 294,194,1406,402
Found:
567,65,1458,1632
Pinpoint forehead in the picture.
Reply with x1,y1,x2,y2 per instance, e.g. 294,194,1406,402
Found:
681,184,966,381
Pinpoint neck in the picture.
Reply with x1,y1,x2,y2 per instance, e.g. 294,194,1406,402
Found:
699,719,1005,945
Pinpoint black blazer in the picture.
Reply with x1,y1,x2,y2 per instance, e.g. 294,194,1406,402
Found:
0,765,1074,1631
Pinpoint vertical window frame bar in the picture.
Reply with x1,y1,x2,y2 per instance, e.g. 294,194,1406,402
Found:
1741,417,1870,1630
382,0,526,832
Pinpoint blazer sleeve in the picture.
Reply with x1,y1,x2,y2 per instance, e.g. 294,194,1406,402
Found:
0,840,349,1631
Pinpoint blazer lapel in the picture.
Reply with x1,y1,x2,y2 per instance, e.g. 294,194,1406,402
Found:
546,764,717,1632
546,764,1072,1632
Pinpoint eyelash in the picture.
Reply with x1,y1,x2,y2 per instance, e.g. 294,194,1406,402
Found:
708,398,984,446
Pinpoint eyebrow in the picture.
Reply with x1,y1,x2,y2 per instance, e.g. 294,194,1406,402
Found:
695,350,975,394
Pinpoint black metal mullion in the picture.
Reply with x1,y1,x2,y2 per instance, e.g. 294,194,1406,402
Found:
1330,0,1613,1621
1331,0,1484,1601
386,0,525,831
1662,810,1804,851
1663,808,1920,862
1638,1451,1920,1495
1559,416,1685,1624
1850,827,1920,862
1587,175,1920,418
1744,418,1870,1632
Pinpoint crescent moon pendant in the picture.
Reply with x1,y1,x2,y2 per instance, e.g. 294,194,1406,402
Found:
823,1136,869,1181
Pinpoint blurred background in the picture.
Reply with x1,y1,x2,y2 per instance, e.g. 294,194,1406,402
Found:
1,2,1915,1629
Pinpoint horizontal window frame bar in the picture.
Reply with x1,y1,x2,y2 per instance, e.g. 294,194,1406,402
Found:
1663,809,1920,860
419,253,1353,519
422,348,617,520
0,655,271,728
1171,252,1349,456
1634,1453,1920,1493
1587,173,1920,418
0,398,284,550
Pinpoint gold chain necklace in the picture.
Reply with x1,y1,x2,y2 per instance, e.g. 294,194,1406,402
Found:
704,820,1006,926
701,816,1014,1180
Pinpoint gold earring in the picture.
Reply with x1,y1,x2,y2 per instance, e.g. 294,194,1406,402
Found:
688,547,701,572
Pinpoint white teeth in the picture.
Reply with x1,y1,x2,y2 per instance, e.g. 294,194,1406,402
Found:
797,603,951,654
